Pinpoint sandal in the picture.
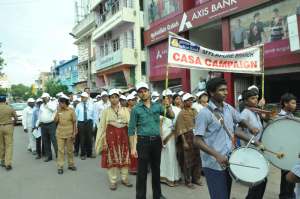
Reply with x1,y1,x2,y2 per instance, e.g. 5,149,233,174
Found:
187,183,195,189
192,181,204,186
110,183,117,191
121,180,133,187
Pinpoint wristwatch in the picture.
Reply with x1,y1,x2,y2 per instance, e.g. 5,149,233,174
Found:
250,140,255,144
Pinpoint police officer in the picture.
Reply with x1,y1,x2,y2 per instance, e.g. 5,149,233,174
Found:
0,95,18,170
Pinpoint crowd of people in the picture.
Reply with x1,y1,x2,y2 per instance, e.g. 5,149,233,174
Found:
0,77,300,199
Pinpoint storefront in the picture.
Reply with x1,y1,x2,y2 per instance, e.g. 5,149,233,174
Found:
145,0,300,107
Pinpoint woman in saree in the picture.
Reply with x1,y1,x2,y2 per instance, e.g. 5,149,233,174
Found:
160,89,182,186
95,89,133,191
175,93,203,189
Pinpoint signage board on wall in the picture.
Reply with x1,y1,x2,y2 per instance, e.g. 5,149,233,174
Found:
144,0,268,46
150,39,182,78
229,0,299,50
95,50,122,71
167,33,264,74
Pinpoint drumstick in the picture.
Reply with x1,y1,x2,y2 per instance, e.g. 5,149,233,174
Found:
244,135,255,152
230,163,260,169
265,149,285,159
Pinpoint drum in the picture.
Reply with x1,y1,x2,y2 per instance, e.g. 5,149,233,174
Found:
261,117,300,171
229,147,269,187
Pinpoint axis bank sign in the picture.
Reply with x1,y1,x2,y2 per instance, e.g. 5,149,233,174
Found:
145,0,267,46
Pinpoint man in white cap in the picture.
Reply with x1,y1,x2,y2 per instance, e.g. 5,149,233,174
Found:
23,98,37,155
96,95,102,102
192,92,204,112
84,87,94,105
35,93,58,162
151,91,160,101
128,82,174,199
95,91,111,127
75,92,96,160
55,92,63,108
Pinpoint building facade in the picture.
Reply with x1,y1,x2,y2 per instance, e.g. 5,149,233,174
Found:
90,0,146,91
144,0,300,108
55,57,79,93
0,75,12,101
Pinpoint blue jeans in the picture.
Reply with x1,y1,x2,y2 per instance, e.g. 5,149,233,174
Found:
203,167,232,199
41,122,58,158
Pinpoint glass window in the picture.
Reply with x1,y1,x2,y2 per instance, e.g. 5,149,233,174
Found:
112,38,119,52
74,65,77,70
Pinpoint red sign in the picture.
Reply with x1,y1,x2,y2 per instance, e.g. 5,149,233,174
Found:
144,0,267,46
195,0,211,7
264,39,295,59
149,40,181,78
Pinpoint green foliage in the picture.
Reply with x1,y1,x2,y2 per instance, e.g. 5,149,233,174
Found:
11,84,31,98
0,88,7,95
0,43,5,76
45,79,69,97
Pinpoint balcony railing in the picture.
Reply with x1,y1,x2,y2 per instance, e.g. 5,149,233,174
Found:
95,38,136,60
94,0,134,28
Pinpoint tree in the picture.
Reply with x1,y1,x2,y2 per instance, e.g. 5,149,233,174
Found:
45,79,69,97
0,88,7,95
12,84,31,98
0,43,5,76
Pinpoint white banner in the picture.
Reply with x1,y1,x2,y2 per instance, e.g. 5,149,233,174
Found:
167,33,264,74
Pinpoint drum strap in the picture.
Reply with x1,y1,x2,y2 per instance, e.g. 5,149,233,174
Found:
207,106,237,148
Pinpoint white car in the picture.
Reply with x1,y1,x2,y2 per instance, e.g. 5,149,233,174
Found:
10,103,28,124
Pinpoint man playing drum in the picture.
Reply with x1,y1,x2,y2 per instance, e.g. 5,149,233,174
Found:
193,78,260,199
286,153,300,199
236,90,267,199
274,93,297,199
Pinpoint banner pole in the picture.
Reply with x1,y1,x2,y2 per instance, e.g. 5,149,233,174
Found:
163,65,169,121
262,73,264,109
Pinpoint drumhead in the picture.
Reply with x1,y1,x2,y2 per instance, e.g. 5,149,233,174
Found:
229,147,269,184
261,117,300,171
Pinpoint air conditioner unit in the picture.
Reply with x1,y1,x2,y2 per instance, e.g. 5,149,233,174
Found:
104,31,111,40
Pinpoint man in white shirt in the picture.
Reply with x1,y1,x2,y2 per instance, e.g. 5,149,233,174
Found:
192,92,205,112
54,92,63,108
35,93,58,162
22,98,37,155
84,88,94,105
95,91,111,125
206,71,216,82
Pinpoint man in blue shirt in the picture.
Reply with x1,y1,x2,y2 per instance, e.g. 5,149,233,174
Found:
193,78,260,199
75,92,96,160
31,99,45,159
197,77,206,92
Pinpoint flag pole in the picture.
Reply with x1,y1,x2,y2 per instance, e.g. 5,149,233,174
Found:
163,65,169,121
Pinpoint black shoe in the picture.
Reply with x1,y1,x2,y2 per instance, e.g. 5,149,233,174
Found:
5,165,12,170
158,196,167,199
28,149,32,152
58,169,63,174
44,157,52,162
74,152,78,157
68,166,77,171
36,156,41,159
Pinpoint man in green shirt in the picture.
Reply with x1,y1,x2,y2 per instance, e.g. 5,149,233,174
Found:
129,82,174,199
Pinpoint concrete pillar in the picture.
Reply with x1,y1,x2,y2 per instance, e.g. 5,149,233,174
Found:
134,0,142,84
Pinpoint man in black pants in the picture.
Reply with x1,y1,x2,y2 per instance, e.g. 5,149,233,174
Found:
128,82,174,199
75,92,96,160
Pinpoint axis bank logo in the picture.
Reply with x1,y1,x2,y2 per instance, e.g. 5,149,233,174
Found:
156,50,168,59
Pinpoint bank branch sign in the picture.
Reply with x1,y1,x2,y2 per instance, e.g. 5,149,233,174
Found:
167,32,264,74
95,50,122,71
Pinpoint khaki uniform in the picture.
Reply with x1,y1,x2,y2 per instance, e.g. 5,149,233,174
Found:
56,107,77,169
0,103,17,166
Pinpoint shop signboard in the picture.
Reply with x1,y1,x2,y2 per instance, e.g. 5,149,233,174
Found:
229,0,300,50
264,38,295,58
167,33,264,74
95,50,122,71
144,0,268,46
149,39,181,78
